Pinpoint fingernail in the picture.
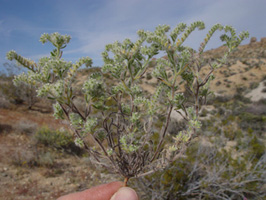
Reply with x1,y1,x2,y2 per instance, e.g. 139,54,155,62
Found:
111,187,138,200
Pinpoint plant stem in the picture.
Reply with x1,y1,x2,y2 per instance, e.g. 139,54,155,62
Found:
124,177,129,187
150,105,173,162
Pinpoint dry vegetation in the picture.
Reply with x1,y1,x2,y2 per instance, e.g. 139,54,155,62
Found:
0,37,266,199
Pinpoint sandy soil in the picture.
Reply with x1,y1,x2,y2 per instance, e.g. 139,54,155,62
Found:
0,107,117,200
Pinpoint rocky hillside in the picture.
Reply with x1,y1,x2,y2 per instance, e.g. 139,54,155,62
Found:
204,37,266,96
137,37,266,99
74,37,266,100
0,37,265,200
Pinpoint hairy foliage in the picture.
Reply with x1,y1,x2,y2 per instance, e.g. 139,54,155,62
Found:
6,22,249,184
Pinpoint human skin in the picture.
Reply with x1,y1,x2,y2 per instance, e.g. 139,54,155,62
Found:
57,181,139,200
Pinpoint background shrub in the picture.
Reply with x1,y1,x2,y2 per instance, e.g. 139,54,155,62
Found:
15,119,38,135
34,126,83,155
134,139,266,200
0,124,12,134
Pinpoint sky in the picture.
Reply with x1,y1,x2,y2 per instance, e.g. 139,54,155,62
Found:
0,0,265,73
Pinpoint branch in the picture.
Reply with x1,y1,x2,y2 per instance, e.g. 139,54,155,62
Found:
150,105,174,162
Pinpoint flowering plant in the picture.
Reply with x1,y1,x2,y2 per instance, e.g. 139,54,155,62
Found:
7,21,248,185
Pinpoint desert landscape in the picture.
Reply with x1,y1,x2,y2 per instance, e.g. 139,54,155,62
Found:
0,37,265,199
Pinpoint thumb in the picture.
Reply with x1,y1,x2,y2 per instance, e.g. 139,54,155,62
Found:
110,187,139,200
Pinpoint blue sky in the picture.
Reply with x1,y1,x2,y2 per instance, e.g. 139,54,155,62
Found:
0,0,266,72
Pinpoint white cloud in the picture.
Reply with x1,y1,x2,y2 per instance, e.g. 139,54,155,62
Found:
2,0,265,68
53,0,193,64
58,0,264,61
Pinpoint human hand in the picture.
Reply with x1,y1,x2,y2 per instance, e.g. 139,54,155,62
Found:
57,181,139,200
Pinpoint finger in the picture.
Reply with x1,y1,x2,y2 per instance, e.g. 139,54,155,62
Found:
57,181,123,200
111,187,139,200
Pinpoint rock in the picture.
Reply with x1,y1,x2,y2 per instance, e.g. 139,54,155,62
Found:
261,37,266,46
250,37,257,44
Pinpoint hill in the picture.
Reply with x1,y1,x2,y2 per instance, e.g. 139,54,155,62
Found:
0,37,265,199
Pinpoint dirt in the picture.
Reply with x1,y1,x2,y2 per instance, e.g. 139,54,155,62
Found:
0,106,117,200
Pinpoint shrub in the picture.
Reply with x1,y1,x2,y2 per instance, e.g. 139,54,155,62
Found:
214,95,231,103
238,112,266,132
246,102,266,115
215,80,221,86
34,126,83,155
257,98,266,105
35,151,55,167
248,135,265,159
134,139,266,200
249,81,259,89
11,149,35,167
0,96,12,109
0,124,12,134
242,76,248,81
146,72,153,80
35,127,70,147
167,119,187,136
7,22,249,185
12,149,55,168
15,119,38,135
0,73,38,109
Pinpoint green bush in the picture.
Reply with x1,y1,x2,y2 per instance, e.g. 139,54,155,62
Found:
35,126,83,155
248,135,265,159
35,126,72,147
